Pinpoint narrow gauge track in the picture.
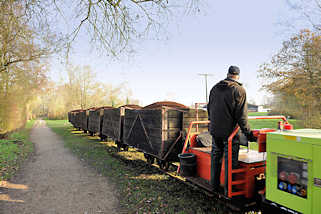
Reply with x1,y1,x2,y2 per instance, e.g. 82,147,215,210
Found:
97,137,261,214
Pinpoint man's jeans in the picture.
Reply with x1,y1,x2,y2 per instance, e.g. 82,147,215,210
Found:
210,135,240,195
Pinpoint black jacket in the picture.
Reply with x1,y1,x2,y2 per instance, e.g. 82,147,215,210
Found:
207,78,251,139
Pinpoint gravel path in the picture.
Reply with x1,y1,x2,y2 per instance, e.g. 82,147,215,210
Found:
0,120,118,214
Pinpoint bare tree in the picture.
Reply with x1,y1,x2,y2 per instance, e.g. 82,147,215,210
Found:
286,0,321,32
23,0,201,58
0,0,64,73
1,0,201,71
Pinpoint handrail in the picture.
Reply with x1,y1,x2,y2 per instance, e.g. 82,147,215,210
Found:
227,115,289,197
181,115,287,155
181,120,210,154
248,115,287,121
178,115,290,196
177,120,209,174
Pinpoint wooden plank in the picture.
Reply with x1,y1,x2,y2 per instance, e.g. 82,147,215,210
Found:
88,109,102,133
139,110,162,128
123,108,183,159
123,109,139,145
75,112,82,128
183,123,209,129
101,108,121,140
80,111,89,131
167,110,184,118
183,116,208,121
168,120,182,129
183,127,209,134
183,109,208,118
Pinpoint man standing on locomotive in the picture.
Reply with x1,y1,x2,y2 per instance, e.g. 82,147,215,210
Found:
207,65,257,194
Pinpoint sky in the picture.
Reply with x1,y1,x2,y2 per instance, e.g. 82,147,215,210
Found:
52,0,296,107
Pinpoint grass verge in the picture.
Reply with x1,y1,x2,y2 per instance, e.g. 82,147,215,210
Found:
0,121,35,181
46,120,241,214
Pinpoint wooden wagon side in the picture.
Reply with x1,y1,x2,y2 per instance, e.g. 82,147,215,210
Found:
68,112,71,123
183,108,208,134
70,112,76,127
101,108,121,141
74,111,83,130
80,110,89,133
88,108,102,135
68,109,81,129
69,111,74,127
100,105,142,145
123,107,184,162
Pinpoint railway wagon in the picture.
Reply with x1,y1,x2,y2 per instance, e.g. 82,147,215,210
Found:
123,101,192,168
88,106,113,137
79,110,88,133
101,104,141,148
80,108,96,133
72,110,83,130
68,111,71,124
87,107,100,136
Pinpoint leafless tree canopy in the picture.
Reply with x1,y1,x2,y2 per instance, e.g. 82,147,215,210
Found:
0,0,200,133
286,0,321,32
25,0,201,57
1,0,201,71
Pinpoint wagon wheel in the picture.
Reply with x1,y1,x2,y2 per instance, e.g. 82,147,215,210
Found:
147,157,155,165
147,156,155,165
157,159,170,171
121,145,128,151
122,144,129,151
99,135,105,142
144,153,150,160
144,154,154,165
116,141,122,152
161,161,170,171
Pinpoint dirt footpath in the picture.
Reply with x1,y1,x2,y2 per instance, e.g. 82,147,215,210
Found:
0,120,118,214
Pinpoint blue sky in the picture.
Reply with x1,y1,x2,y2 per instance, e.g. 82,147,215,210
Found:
52,0,296,107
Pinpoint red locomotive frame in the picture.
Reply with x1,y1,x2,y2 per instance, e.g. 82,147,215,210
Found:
179,116,290,200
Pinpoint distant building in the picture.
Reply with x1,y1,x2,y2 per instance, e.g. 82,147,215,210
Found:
248,104,259,112
258,105,271,112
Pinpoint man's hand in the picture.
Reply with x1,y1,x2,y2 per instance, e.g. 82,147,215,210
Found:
247,131,257,142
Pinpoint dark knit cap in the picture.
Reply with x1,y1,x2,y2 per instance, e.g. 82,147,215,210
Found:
228,66,240,75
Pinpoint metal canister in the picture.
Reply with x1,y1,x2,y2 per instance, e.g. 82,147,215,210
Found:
278,121,284,130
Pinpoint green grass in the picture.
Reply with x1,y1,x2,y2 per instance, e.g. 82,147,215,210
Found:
46,120,242,214
248,112,269,116
248,112,303,130
0,121,35,180
48,118,303,213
